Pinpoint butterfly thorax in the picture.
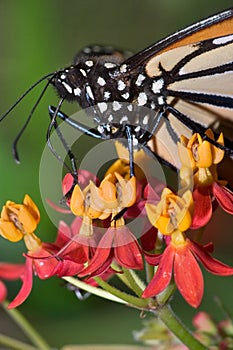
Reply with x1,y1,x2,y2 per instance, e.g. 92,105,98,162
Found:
51,45,167,142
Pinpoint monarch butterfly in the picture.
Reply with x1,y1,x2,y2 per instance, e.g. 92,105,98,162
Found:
1,8,233,183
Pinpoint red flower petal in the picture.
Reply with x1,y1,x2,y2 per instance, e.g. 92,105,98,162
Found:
78,228,114,277
0,280,7,303
142,245,174,298
144,251,161,266
0,263,25,280
191,187,212,229
114,226,143,270
174,244,204,308
140,220,158,252
8,258,33,309
189,240,233,276
212,182,233,214
55,260,84,277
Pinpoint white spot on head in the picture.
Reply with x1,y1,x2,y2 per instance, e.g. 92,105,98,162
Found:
151,102,156,109
62,82,72,94
213,34,233,45
120,116,128,124
117,80,126,91
122,92,129,100
97,125,105,133
85,60,94,67
74,87,81,96
104,62,116,69
137,92,148,106
157,96,165,105
97,77,106,86
104,91,111,100
98,102,108,113
93,45,101,52
105,124,111,132
132,135,138,146
143,115,149,125
80,69,87,77
120,64,127,73
83,47,91,53
135,74,146,86
113,101,122,111
86,86,95,100
152,78,164,93
108,114,114,122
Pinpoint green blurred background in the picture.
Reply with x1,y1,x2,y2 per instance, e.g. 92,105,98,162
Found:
0,0,232,348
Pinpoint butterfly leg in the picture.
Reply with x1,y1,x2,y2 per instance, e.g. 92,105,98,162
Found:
49,105,106,140
167,105,233,155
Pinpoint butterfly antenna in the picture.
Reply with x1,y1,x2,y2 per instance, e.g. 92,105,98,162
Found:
0,72,55,123
12,74,57,163
46,98,75,173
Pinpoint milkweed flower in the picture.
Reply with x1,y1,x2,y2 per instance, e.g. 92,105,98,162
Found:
143,187,233,308
0,262,26,303
70,171,143,276
8,219,86,309
178,129,233,228
0,195,40,243
0,196,86,307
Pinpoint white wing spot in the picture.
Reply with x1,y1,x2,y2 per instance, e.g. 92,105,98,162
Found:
213,34,233,45
108,114,114,122
127,104,133,111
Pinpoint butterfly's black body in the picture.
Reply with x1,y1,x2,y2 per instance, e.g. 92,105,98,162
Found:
51,45,166,148
1,8,233,175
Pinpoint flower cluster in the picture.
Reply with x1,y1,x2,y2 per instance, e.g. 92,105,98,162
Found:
0,129,232,310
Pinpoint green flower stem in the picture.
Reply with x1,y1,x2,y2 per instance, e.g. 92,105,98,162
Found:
145,261,155,284
63,276,127,304
94,276,150,309
156,281,177,305
2,301,50,350
156,304,208,350
0,333,37,350
121,268,145,297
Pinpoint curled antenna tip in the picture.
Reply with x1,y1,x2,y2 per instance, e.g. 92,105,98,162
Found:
12,144,21,164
